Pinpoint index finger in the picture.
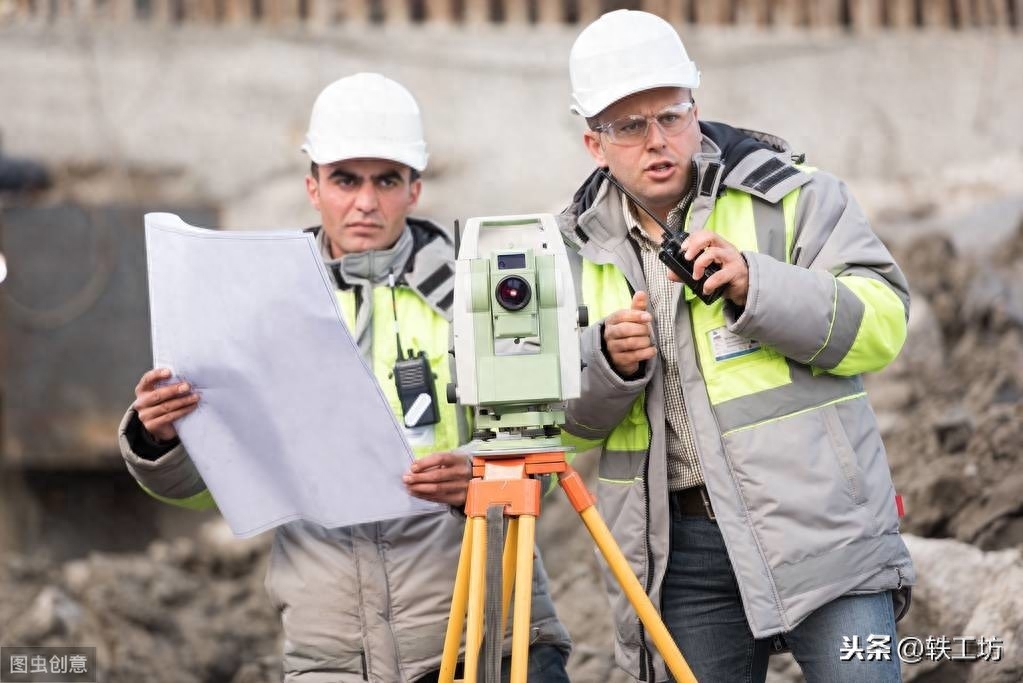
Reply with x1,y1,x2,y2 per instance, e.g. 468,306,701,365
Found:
681,230,715,257
606,308,651,326
409,452,464,472
136,368,173,393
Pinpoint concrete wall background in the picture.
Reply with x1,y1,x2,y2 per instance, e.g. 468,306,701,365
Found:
1,24,1022,239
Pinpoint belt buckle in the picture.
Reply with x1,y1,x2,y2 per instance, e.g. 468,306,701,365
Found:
699,486,716,521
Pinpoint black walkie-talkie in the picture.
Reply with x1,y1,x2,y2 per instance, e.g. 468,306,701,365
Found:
387,273,440,428
600,168,721,305
394,351,440,428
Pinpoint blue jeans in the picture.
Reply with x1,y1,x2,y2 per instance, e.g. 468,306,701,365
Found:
660,501,902,682
415,643,569,682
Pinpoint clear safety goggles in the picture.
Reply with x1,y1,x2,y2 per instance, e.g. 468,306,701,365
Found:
593,100,696,146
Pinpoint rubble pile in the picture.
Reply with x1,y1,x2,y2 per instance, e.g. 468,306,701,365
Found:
0,528,280,683
873,221,1023,551
1,224,1020,683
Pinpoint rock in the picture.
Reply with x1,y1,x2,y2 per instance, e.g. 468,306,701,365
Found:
932,406,975,453
197,518,271,577
148,536,199,568
874,410,901,439
866,380,915,413
963,269,1023,331
231,655,282,683
900,459,979,538
992,376,1022,406
983,404,1023,461
5,586,82,643
900,535,1023,683
950,473,1023,550
62,559,91,595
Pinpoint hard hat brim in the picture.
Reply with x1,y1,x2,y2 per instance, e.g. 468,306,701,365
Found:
301,139,428,173
570,64,700,118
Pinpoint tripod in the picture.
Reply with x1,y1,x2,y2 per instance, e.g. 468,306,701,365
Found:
438,448,697,683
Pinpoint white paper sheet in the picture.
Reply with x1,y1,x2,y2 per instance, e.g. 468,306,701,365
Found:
145,213,442,537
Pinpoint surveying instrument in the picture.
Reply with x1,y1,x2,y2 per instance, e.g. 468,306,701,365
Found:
439,214,696,682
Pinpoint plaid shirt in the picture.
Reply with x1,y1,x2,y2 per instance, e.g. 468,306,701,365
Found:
621,194,705,491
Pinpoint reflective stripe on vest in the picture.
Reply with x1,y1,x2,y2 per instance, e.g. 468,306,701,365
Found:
336,286,459,456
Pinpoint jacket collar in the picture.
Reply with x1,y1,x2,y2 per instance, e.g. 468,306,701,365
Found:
319,224,415,288
313,218,455,322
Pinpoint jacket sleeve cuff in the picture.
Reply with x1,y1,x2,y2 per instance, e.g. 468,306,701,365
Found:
724,250,844,363
724,250,762,333
118,408,207,499
590,322,654,389
124,410,180,461
599,322,647,381
565,322,653,440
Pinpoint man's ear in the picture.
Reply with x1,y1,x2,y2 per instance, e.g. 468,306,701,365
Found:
583,130,607,167
407,177,422,211
305,173,321,212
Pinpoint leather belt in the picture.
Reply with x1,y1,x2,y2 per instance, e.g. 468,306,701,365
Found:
670,485,715,520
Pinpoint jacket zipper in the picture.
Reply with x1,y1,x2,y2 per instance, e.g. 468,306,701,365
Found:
639,400,655,681
674,161,701,230
349,528,372,681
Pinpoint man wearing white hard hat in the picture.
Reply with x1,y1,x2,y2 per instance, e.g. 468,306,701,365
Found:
118,73,571,682
558,11,912,682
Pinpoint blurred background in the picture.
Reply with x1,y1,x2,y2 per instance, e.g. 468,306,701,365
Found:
0,1,1021,681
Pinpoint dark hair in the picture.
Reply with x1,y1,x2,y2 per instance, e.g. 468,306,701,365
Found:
309,161,420,183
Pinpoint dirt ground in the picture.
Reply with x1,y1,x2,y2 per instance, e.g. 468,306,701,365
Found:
1,20,1022,683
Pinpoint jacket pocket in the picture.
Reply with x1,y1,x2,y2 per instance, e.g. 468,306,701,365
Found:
269,522,365,677
381,512,464,668
822,404,867,506
833,398,900,535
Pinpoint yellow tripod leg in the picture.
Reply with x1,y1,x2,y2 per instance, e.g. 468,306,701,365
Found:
509,514,535,683
439,519,474,683
463,515,488,683
501,517,519,638
580,507,697,683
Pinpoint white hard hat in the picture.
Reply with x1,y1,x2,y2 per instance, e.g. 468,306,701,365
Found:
302,72,428,172
569,10,700,118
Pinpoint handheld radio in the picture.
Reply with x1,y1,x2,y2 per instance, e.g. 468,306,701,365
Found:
599,168,721,305
388,274,439,428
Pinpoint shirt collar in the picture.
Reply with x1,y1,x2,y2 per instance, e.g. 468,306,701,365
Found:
620,192,661,251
